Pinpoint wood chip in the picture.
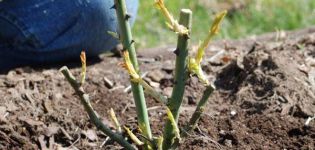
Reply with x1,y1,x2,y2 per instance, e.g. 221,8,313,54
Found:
147,69,165,82
43,100,53,114
19,117,44,126
103,77,114,89
60,127,73,141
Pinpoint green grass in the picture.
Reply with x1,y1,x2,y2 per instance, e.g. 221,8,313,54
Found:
133,0,315,48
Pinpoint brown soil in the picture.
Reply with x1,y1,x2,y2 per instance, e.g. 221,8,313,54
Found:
1,27,315,150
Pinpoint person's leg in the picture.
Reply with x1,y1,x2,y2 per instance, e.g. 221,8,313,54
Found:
0,0,138,70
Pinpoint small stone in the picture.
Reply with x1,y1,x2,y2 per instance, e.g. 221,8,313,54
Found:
147,70,165,82
143,77,151,82
54,93,63,100
219,130,225,135
155,55,163,61
5,102,18,112
0,106,6,116
230,110,237,116
224,139,233,147
163,87,173,98
162,60,174,73
149,81,160,88
82,130,98,141
44,124,60,137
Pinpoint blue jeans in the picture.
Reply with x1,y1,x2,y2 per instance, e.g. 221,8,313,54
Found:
0,0,138,70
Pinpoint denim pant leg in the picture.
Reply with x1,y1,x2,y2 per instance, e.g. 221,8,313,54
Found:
0,0,138,70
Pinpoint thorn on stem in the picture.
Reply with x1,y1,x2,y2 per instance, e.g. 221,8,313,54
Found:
186,34,191,39
125,14,131,20
173,48,180,56
183,34,190,39
110,4,116,9
130,40,135,45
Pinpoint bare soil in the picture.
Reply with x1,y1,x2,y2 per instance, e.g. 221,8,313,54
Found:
0,27,315,150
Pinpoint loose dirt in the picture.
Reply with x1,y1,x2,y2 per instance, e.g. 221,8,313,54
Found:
0,27,315,149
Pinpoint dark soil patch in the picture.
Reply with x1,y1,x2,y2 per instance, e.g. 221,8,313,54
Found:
1,27,315,149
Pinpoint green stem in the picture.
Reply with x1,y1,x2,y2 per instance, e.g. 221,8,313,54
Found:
60,67,135,150
182,85,215,137
162,9,192,150
114,0,152,142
